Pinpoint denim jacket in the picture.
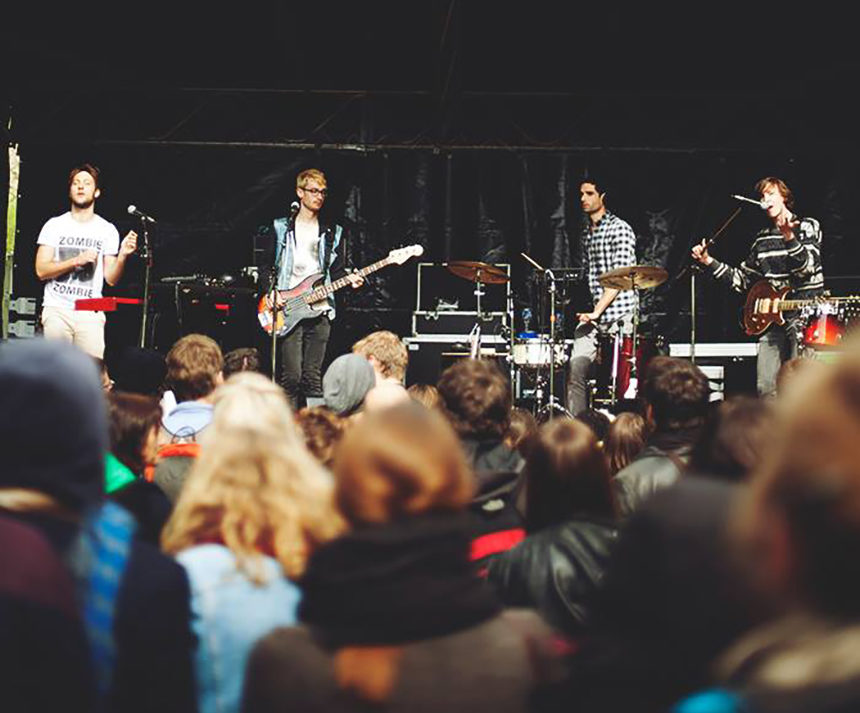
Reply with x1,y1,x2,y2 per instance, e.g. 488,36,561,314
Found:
176,544,300,713
271,217,344,319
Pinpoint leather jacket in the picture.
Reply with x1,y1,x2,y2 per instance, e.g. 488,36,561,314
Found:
486,516,619,636
612,427,700,517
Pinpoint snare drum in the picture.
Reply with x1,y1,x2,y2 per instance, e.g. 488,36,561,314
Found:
511,337,568,368
803,307,844,349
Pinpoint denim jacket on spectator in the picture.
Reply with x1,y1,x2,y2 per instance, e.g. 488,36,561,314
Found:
176,543,301,713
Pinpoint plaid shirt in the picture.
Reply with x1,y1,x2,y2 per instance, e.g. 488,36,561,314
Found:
584,211,638,325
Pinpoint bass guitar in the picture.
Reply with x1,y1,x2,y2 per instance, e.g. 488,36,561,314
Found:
257,244,424,337
742,279,860,336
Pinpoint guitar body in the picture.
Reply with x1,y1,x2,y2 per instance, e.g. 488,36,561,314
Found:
257,273,328,337
742,280,791,336
256,244,425,337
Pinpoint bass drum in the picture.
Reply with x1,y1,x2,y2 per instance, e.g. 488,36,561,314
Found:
511,337,568,369
594,333,662,403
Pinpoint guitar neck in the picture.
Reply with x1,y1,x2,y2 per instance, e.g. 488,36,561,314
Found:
307,256,395,301
781,296,859,310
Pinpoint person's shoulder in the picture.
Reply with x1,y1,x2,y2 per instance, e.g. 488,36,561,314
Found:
92,213,120,235
39,212,71,231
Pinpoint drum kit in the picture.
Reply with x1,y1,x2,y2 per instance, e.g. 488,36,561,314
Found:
444,259,668,417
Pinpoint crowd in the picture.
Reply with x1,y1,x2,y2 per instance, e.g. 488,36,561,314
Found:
2,327,859,713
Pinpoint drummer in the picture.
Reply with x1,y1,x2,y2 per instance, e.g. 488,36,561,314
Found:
567,178,638,414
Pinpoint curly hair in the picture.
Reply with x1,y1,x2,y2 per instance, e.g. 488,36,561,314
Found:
352,331,408,383
437,359,511,440
295,407,347,469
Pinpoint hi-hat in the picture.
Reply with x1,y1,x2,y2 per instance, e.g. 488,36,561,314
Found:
446,261,509,284
598,264,668,291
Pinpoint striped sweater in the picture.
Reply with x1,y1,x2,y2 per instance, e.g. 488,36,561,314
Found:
710,217,823,297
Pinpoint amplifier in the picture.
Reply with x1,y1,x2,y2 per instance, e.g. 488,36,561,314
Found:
404,335,509,385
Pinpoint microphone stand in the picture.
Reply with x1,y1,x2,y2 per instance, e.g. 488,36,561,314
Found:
671,206,742,365
138,218,153,348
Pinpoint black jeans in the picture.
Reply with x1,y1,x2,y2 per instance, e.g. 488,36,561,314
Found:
278,314,331,407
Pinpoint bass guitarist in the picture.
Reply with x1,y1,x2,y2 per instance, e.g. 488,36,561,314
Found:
692,177,823,396
260,168,363,407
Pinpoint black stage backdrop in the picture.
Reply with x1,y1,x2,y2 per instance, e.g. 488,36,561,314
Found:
6,143,860,369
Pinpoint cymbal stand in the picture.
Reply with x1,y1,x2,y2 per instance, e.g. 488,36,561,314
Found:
538,269,572,420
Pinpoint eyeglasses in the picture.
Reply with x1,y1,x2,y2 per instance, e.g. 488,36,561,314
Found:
301,187,328,196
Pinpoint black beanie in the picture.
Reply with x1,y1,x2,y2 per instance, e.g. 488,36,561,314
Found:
0,339,107,512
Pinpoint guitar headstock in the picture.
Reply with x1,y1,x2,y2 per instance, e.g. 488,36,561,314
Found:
387,244,424,265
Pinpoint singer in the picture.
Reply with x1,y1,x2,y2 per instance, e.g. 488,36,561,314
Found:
692,176,824,395
34,163,137,358
259,168,363,407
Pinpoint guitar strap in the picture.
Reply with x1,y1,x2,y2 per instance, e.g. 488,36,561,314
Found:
322,223,334,277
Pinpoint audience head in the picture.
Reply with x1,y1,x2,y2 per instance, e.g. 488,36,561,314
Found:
407,383,442,411
162,375,340,581
0,340,107,513
776,356,823,397
107,392,161,476
575,408,612,443
504,407,538,456
111,347,167,396
166,334,224,403
295,407,347,469
334,402,473,527
737,354,860,617
210,372,295,436
689,396,773,482
363,383,411,413
437,359,511,441
323,354,376,416
352,331,408,384
525,418,617,532
222,347,262,379
604,411,647,476
642,356,710,432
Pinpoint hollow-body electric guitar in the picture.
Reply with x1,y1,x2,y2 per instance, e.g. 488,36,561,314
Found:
742,279,860,336
257,244,424,337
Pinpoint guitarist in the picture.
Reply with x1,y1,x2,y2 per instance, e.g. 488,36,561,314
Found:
692,177,823,396
260,169,363,407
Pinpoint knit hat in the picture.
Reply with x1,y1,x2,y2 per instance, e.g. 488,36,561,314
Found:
0,340,108,512
323,354,376,416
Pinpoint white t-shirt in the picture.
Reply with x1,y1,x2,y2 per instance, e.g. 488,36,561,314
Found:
289,219,321,289
37,211,120,309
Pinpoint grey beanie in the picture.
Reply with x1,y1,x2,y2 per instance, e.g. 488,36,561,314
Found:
323,354,376,416
0,339,108,512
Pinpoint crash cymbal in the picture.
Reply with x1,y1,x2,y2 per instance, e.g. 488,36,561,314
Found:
598,265,668,291
446,260,509,284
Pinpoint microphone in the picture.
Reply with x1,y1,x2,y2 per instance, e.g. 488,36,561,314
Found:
289,201,300,217
731,194,766,209
127,205,157,223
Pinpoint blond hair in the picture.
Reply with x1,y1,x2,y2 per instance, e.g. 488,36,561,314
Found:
162,373,343,581
297,168,327,189
352,331,408,383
